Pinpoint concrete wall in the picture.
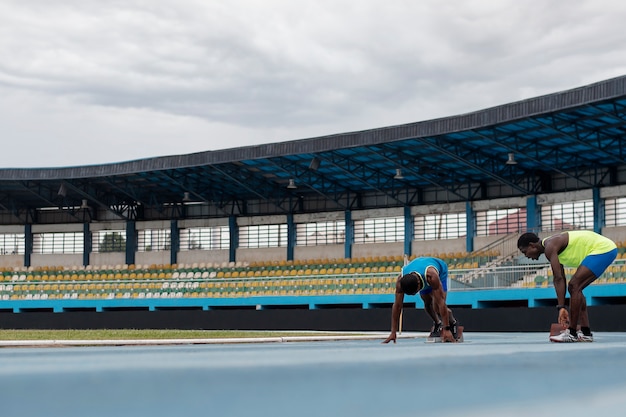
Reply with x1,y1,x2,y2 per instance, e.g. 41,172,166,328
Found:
90,253,126,267
237,247,286,264
293,244,345,262
177,249,230,266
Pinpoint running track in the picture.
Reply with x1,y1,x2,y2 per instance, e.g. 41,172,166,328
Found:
1,332,625,417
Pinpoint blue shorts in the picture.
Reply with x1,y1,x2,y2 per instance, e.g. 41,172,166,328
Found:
581,248,618,278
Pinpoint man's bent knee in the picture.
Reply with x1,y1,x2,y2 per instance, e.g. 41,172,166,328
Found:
568,280,585,295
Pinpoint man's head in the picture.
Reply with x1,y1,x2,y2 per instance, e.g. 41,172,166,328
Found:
399,272,424,295
517,232,542,260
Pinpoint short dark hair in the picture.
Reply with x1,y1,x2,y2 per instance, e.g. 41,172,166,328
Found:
400,273,420,295
517,232,540,248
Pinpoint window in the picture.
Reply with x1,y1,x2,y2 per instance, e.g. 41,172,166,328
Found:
239,224,288,248
180,226,230,250
93,230,126,253
296,221,345,246
33,232,83,254
476,208,526,236
0,233,25,255
414,212,467,240
541,200,593,232
354,216,404,244
138,229,171,252
605,198,626,227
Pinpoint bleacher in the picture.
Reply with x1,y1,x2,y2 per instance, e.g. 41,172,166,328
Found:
2,245,625,307
0,251,500,302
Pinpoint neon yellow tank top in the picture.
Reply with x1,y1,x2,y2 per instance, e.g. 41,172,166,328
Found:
543,230,616,267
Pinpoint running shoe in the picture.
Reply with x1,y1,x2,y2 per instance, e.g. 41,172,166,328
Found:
577,331,594,342
549,328,578,343
449,320,459,340
429,322,442,338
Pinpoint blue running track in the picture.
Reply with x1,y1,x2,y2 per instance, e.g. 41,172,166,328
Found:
1,333,626,417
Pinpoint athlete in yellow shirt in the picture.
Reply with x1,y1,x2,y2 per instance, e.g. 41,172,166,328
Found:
517,230,617,342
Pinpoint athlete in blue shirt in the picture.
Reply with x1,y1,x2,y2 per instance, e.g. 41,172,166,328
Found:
383,257,459,343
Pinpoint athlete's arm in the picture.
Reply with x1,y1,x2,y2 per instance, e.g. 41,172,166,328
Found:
383,277,404,344
544,235,570,325
544,235,568,306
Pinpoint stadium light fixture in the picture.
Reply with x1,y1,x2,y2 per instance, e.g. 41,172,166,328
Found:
287,179,298,189
308,157,321,171
506,153,518,165
394,168,405,179
57,183,67,197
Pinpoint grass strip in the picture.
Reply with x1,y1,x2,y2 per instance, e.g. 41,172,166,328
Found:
0,329,344,341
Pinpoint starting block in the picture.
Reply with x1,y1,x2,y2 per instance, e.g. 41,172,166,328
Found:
426,325,464,343
549,323,580,338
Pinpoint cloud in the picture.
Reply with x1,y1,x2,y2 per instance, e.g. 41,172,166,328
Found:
0,0,625,167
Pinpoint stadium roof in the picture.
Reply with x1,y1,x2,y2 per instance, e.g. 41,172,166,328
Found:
1,75,625,223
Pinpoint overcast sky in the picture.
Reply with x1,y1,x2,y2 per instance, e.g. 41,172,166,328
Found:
1,1,625,168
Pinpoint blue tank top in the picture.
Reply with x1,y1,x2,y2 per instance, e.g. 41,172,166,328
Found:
401,257,448,294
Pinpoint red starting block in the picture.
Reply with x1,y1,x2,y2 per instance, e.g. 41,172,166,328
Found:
426,325,464,343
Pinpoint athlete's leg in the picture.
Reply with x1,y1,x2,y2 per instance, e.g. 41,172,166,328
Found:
579,295,589,328
421,293,443,336
421,293,439,323
567,266,596,332
571,249,617,333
